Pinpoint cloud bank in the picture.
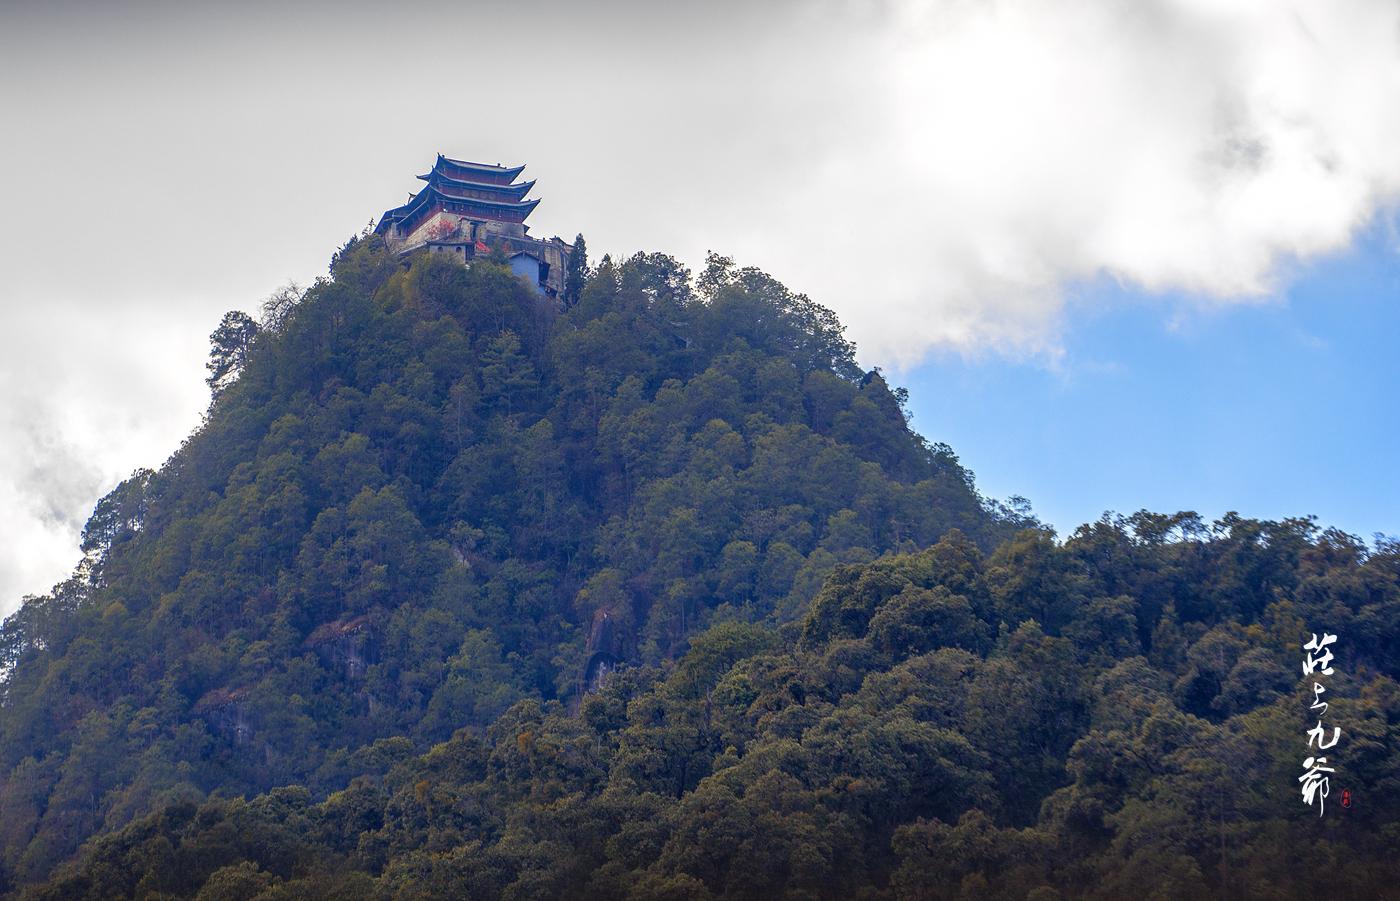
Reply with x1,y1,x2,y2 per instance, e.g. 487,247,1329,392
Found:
3,0,1400,612
733,0,1400,362
0,303,209,613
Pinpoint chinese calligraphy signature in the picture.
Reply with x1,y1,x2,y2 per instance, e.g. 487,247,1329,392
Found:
1299,632,1341,816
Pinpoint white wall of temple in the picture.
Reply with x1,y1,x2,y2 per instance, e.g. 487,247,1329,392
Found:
388,212,572,296
535,243,569,294
393,210,456,252
395,212,526,252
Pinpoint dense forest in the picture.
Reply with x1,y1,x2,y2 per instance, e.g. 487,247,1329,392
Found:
0,235,1396,900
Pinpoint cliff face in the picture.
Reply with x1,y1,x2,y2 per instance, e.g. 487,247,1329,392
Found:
0,238,1017,885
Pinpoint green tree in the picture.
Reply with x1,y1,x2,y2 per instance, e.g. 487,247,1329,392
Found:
206,310,260,396
563,233,588,308
479,330,539,415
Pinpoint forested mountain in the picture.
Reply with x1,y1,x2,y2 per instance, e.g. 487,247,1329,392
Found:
0,236,1026,891
2,236,1398,901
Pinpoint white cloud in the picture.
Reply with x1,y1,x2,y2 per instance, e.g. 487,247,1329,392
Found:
3,0,1399,614
749,0,1400,362
0,303,209,615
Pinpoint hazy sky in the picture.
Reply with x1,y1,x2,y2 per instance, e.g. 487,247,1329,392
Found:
3,0,1399,617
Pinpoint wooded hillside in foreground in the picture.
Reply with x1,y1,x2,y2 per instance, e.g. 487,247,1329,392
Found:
1,236,1397,900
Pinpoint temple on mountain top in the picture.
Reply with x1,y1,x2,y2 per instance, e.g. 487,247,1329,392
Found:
375,154,573,298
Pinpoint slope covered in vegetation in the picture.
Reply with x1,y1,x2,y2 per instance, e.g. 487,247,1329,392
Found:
4,236,1397,900
0,237,1031,889
15,518,1400,901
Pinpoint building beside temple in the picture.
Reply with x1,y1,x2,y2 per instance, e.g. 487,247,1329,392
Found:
375,154,573,299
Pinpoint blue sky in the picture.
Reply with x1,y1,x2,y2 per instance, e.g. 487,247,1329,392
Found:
903,212,1400,540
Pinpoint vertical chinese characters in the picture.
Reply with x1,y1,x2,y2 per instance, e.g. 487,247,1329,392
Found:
1300,632,1341,816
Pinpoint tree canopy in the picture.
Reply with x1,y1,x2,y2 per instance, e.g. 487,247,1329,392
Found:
2,235,1394,901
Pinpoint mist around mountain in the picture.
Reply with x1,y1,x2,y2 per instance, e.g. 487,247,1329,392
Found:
1,235,1397,900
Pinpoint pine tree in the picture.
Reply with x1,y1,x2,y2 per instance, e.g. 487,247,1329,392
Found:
205,310,259,396
562,233,587,308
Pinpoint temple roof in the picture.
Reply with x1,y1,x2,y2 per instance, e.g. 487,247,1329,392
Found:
434,154,525,183
376,155,539,236
418,170,536,200
377,185,539,232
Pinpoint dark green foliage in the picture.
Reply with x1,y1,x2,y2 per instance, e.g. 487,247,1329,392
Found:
6,234,1399,900
16,521,1400,901
562,233,587,309
207,311,261,396
0,239,1017,890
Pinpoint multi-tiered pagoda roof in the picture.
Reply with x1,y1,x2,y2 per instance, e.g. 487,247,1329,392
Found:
375,154,539,240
